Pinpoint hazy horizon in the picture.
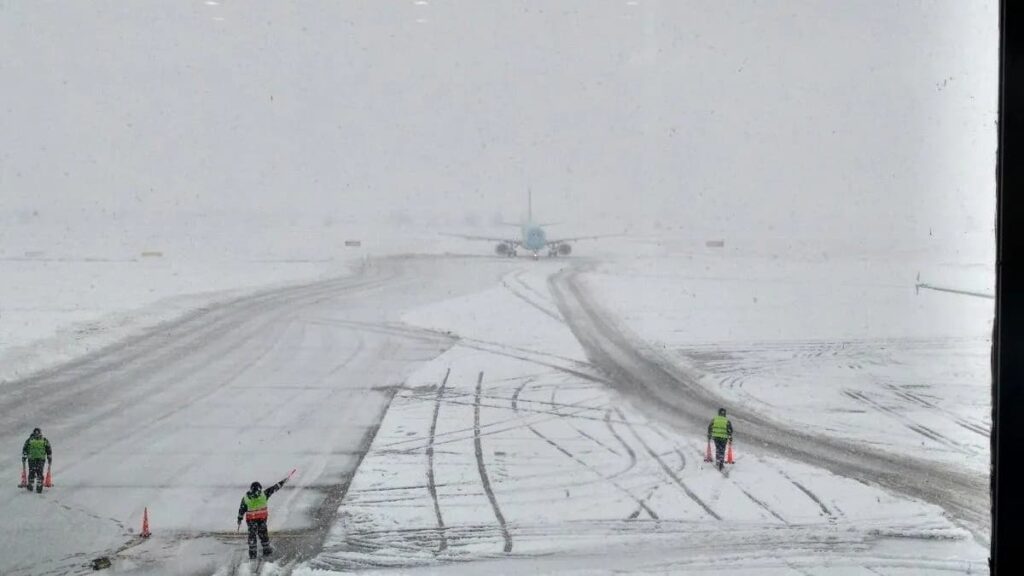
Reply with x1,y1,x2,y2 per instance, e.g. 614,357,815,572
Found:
1,1,998,256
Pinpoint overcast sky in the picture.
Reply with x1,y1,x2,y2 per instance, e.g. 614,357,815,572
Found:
0,1,998,247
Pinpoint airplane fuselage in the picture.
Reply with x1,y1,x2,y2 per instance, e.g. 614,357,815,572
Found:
521,224,547,252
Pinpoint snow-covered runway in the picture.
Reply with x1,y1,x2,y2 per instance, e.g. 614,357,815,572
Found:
300,258,987,575
552,263,990,542
1,255,988,575
0,257,506,575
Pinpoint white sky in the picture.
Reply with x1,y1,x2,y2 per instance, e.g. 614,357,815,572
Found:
0,1,998,249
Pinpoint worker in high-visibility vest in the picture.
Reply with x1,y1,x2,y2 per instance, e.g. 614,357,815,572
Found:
707,408,734,471
22,428,52,493
236,475,289,559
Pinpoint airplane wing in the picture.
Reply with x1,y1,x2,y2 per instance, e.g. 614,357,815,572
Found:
440,233,520,246
544,234,620,245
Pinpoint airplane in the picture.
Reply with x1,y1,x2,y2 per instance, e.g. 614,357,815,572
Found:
443,191,612,259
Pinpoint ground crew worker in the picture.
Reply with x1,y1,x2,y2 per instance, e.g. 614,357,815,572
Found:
22,427,52,493
707,408,733,470
237,475,289,559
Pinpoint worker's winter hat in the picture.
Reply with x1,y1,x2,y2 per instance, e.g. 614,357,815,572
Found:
718,408,727,416
250,481,263,493
32,427,41,435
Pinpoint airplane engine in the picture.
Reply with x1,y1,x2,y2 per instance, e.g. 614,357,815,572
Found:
557,243,572,256
495,243,511,256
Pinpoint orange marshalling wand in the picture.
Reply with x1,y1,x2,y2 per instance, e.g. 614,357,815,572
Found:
141,507,151,538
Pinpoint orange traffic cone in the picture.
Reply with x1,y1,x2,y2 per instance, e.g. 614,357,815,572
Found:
704,440,713,463
141,507,151,538
18,467,27,488
725,440,735,464
43,466,53,488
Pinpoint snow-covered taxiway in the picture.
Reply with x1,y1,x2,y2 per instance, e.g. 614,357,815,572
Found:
1,254,988,575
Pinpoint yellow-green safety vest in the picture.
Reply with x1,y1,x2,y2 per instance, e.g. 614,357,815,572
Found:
26,438,47,460
243,493,269,521
710,415,730,439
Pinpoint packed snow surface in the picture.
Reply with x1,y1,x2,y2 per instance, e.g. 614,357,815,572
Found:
2,0,995,571
0,240,990,575
298,254,988,575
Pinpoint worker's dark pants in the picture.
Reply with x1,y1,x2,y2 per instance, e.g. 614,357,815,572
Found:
26,460,45,491
246,520,271,558
713,438,729,466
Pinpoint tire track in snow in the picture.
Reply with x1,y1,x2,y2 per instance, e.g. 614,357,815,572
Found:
508,380,630,494
956,421,989,437
311,318,609,386
883,383,989,438
312,318,589,370
604,410,638,480
385,386,615,453
400,393,608,422
2,263,402,441
513,269,561,309
648,425,691,473
627,486,662,520
734,485,788,524
784,562,816,576
648,426,754,522
319,334,367,380
511,378,533,412
550,266,988,539
60,314,292,475
49,497,129,535
701,451,789,525
455,339,605,384
512,270,566,319
404,386,610,416
648,427,781,524
514,381,659,520
770,465,834,519
502,271,564,324
22,266,405,482
425,368,450,553
474,371,513,553
616,409,721,521
623,427,685,521
523,424,660,520
549,388,620,457
841,389,971,454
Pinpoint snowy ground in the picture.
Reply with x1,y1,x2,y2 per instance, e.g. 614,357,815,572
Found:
0,256,348,383
295,256,988,575
2,249,991,575
0,220,470,385
580,251,992,475
0,256,505,575
2,0,995,571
